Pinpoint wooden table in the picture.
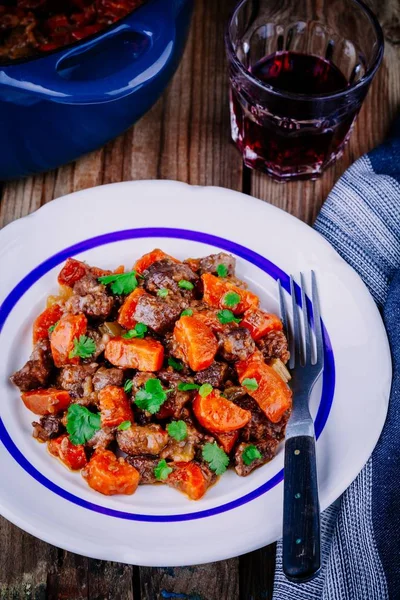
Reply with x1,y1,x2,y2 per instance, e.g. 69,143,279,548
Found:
1,1,399,598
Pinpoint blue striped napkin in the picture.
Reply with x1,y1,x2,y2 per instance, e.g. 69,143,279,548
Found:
273,122,400,600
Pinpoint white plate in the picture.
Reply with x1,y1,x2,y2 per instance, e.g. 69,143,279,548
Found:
0,181,391,566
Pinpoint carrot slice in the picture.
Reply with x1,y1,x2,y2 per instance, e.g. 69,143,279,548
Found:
134,249,179,274
21,389,71,415
48,434,87,470
98,385,133,427
167,462,209,500
58,258,87,287
193,389,251,433
172,315,218,371
202,273,259,315
241,309,283,341
105,337,164,371
236,353,292,423
50,313,87,367
191,309,225,333
117,288,147,329
82,449,140,495
33,304,64,344
213,430,239,453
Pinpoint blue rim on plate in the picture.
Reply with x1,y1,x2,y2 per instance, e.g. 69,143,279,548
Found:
0,227,335,522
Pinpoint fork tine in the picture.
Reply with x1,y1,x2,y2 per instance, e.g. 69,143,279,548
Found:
290,275,302,368
278,279,289,340
301,273,312,365
311,271,324,367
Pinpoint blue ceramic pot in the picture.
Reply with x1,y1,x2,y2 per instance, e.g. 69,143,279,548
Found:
0,0,193,180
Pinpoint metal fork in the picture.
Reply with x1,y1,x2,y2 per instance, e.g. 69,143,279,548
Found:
278,272,324,583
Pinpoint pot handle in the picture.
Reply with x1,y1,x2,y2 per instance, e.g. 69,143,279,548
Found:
0,0,176,105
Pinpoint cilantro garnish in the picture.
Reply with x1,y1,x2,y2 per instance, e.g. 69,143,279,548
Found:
154,459,173,481
242,377,259,392
157,288,169,298
167,420,188,442
135,378,169,414
199,383,213,397
217,309,241,325
124,379,133,393
66,404,101,445
178,280,194,291
168,357,184,371
242,445,262,465
202,442,229,475
122,323,148,339
69,335,96,359
216,264,228,278
223,291,241,308
98,271,138,295
118,420,132,431
48,321,59,334
177,382,200,392
181,308,193,317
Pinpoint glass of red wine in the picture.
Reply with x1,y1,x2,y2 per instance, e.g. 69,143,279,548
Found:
225,0,384,181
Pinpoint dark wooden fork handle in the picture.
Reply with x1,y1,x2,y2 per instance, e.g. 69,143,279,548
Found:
283,435,321,583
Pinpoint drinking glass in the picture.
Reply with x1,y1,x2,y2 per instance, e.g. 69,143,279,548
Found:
225,0,384,181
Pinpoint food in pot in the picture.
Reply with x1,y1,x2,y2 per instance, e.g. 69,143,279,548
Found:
0,0,146,62
11,250,292,500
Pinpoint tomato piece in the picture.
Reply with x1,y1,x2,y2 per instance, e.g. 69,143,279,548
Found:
105,337,164,371
167,462,209,500
58,258,87,287
193,389,251,433
33,304,64,344
98,385,133,427
50,313,87,367
236,353,292,423
82,449,140,495
134,249,179,274
21,389,71,415
241,309,283,341
213,431,239,453
48,434,87,470
172,316,218,371
202,273,259,315
117,288,147,329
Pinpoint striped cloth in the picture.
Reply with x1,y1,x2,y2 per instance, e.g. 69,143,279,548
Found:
273,126,400,600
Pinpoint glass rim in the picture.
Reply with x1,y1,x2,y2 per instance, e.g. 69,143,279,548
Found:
225,0,385,102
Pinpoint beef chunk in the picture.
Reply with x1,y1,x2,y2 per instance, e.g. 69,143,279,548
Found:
198,252,236,276
92,367,124,391
56,363,98,398
234,440,279,476
258,330,290,364
218,327,255,362
157,368,192,386
194,361,228,388
66,273,114,319
32,415,64,442
131,372,154,395
86,329,106,360
125,455,159,484
11,339,53,391
143,259,198,295
134,293,182,334
161,422,203,462
156,389,191,420
224,386,247,402
234,395,289,442
86,426,115,450
117,424,169,456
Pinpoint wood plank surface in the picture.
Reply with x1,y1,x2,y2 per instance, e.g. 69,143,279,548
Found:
0,0,399,599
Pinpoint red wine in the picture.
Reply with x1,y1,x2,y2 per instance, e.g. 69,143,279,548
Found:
230,51,356,180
